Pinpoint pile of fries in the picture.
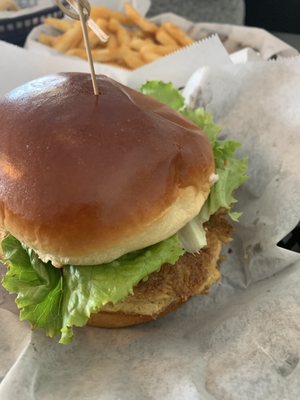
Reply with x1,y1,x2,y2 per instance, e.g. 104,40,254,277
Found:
0,0,19,11
38,3,194,69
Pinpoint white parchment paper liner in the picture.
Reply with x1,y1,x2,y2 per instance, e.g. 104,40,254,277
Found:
0,36,300,399
0,34,231,95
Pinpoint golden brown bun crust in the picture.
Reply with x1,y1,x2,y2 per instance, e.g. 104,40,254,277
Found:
88,212,232,328
0,73,214,266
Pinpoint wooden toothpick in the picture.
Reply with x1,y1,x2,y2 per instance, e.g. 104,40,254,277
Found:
68,0,109,43
76,0,99,95
56,0,109,96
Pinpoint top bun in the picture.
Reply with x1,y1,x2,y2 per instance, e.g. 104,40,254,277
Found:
0,73,214,267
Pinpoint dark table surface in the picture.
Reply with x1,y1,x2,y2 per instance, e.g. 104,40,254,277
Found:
273,32,300,52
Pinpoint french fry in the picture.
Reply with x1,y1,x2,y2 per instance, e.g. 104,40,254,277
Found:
88,31,99,49
97,17,108,31
117,28,131,46
44,17,73,33
120,46,144,69
140,44,178,56
124,3,157,33
108,61,130,70
108,18,131,45
78,32,94,49
67,48,118,63
86,31,99,49
91,6,129,24
129,37,154,51
39,33,58,47
107,17,119,32
66,48,87,59
162,22,193,46
91,48,119,63
0,0,19,11
134,29,149,39
155,28,178,46
107,34,118,49
54,22,82,53
140,51,160,63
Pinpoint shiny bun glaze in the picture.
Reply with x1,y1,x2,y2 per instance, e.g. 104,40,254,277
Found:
0,73,214,266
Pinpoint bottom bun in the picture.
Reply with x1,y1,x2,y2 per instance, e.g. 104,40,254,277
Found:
88,211,232,328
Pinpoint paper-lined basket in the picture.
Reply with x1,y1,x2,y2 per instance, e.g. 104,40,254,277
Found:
0,26,300,400
0,0,63,46
25,0,298,77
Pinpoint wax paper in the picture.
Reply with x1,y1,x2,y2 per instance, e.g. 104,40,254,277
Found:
0,31,300,400
0,33,229,94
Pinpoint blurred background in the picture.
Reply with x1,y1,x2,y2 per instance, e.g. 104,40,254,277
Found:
148,0,299,33
245,0,300,50
245,0,299,33
0,0,299,50
148,0,300,50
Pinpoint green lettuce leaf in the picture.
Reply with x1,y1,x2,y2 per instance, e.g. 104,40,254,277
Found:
200,157,248,223
1,235,63,337
1,234,183,344
140,81,247,251
140,80,185,110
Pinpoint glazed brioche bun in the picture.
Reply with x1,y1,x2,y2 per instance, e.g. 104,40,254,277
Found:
0,73,214,267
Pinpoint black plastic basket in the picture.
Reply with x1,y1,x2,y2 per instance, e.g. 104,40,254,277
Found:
0,0,63,47
277,222,300,253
